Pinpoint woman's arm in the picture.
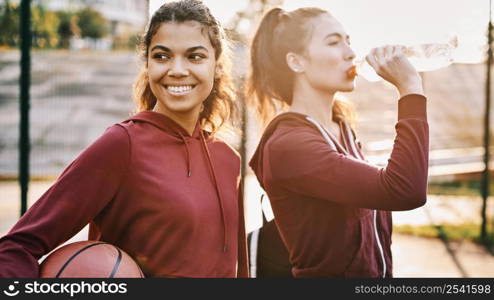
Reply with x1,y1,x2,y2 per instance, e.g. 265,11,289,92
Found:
267,94,428,211
0,125,131,277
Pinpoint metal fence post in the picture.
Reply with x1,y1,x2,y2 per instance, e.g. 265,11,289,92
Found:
19,0,31,216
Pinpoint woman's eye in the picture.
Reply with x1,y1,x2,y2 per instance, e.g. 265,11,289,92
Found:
153,53,170,60
189,54,205,61
328,40,350,46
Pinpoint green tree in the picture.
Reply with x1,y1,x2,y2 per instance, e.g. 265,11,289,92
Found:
57,10,80,48
31,4,60,48
76,7,108,39
0,0,20,47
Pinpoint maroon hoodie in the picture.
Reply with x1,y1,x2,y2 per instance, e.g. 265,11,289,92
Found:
0,111,248,278
249,94,429,277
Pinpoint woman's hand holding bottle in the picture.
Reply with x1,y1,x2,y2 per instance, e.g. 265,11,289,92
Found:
365,45,424,98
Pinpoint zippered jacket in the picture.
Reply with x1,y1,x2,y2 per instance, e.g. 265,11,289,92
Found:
249,94,429,277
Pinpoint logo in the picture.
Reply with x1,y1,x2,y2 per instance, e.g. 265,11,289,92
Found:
3,281,20,297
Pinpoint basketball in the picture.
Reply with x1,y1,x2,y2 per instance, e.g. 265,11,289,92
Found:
40,241,145,278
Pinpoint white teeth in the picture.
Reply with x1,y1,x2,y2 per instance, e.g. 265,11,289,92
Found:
167,85,193,94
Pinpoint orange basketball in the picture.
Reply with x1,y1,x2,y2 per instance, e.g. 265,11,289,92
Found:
40,241,145,278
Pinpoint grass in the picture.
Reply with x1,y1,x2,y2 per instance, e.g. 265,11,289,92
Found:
394,222,494,246
427,179,494,197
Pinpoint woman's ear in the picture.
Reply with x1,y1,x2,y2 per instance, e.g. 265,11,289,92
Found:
286,52,305,73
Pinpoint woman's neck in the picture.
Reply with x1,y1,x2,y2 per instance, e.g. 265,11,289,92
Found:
153,104,199,136
289,80,336,130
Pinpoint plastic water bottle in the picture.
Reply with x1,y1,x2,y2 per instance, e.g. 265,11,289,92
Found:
356,36,458,82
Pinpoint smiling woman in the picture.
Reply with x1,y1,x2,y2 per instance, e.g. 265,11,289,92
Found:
134,1,235,134
147,21,216,134
0,0,248,278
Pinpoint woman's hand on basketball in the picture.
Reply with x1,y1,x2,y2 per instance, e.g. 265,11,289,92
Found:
366,45,424,98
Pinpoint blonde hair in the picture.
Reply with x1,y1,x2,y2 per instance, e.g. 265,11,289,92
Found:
247,7,355,126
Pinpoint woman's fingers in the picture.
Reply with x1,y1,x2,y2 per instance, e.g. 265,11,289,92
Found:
383,45,393,62
368,45,395,76
375,46,385,66
390,45,399,59
365,48,379,71
364,44,422,93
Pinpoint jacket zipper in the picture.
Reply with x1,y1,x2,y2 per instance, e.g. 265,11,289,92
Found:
307,116,387,277
373,210,386,277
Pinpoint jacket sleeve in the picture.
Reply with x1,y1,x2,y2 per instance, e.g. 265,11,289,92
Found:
266,94,429,211
0,124,131,277
236,182,249,278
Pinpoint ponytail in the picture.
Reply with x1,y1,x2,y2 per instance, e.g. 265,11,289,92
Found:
247,7,356,127
248,7,294,124
333,97,356,127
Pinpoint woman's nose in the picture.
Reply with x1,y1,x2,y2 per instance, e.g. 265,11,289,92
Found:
345,45,356,61
168,58,190,77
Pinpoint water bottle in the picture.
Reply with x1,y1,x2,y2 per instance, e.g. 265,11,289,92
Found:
355,36,458,82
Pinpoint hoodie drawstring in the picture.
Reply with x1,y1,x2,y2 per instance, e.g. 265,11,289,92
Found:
178,132,192,177
199,131,228,252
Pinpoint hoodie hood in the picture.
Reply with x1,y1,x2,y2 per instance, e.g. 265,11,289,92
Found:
249,112,321,190
127,111,203,140
126,111,201,177
126,111,217,177
249,112,356,189
124,111,229,252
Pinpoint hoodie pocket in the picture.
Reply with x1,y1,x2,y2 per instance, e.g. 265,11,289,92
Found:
343,215,380,278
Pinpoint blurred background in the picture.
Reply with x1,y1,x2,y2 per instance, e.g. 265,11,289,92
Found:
1,0,494,277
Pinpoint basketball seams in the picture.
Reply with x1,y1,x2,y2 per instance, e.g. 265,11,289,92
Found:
55,242,110,278
109,246,122,278
42,240,144,278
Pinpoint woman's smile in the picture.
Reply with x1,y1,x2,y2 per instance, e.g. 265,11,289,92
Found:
165,84,197,96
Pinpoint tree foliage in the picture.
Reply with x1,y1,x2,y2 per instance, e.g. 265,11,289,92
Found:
0,2,110,49
76,7,109,39
57,10,80,48
31,4,60,48
0,0,20,47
